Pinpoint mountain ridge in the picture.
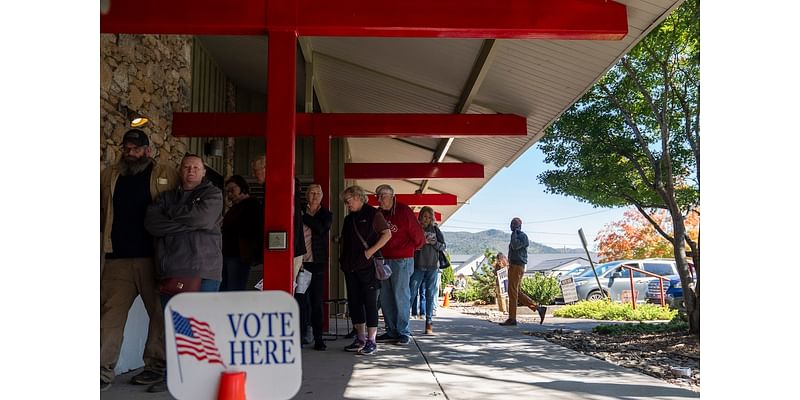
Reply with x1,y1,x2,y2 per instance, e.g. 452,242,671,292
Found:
440,228,586,255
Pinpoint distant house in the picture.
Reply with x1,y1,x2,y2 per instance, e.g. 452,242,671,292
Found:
449,254,487,277
525,253,599,278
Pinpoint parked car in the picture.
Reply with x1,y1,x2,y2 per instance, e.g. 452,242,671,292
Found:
562,265,590,278
646,265,696,309
572,259,680,303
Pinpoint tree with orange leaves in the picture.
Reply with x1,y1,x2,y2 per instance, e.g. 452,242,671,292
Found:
596,208,699,263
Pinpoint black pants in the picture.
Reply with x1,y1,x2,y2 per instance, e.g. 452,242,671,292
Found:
344,268,379,328
301,263,325,341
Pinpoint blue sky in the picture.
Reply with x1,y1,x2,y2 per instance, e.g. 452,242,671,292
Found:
440,143,628,252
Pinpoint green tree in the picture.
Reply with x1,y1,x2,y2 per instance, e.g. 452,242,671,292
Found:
537,0,700,333
467,248,499,303
441,265,454,287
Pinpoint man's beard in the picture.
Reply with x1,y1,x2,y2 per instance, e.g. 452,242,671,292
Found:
119,155,153,176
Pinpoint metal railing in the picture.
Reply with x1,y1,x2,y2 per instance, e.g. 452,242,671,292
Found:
616,265,670,309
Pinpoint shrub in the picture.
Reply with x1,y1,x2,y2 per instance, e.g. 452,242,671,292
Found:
553,299,677,321
520,273,561,305
441,266,454,288
452,282,482,302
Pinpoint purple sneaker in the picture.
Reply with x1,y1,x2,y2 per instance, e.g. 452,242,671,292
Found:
357,340,377,355
344,338,366,352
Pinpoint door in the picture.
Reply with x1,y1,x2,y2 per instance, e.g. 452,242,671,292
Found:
607,263,649,303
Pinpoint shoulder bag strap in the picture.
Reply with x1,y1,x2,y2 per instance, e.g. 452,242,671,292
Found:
353,219,369,250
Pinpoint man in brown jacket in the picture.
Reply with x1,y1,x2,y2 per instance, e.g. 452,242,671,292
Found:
100,129,179,392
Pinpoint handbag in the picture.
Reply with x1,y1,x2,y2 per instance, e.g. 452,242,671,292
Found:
438,250,451,270
159,276,202,295
353,220,392,281
372,256,392,281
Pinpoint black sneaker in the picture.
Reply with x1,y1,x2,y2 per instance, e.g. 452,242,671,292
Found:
376,332,398,343
100,381,112,392
344,338,365,352
538,306,547,325
314,340,327,351
396,335,411,345
357,340,377,355
130,370,163,385
147,381,167,393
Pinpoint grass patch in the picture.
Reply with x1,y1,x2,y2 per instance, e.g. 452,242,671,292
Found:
553,299,677,321
592,317,688,335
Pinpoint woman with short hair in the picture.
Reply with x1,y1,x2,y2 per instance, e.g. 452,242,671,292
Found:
338,185,391,355
300,183,333,351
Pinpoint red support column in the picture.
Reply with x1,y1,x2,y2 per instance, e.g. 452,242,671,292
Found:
263,30,298,293
313,134,332,331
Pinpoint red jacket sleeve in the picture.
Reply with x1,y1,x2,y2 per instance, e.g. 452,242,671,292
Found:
407,207,425,250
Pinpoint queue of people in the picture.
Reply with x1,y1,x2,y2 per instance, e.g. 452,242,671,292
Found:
101,132,456,393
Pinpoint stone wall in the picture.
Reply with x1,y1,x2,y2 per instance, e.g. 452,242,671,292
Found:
100,34,193,171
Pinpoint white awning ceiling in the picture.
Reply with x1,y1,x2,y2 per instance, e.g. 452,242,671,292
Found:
199,0,684,222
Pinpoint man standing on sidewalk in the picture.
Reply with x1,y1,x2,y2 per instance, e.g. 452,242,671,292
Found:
100,129,179,391
374,184,425,345
144,153,224,393
499,217,547,326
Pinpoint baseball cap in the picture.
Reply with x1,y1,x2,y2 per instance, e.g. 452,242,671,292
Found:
122,129,150,147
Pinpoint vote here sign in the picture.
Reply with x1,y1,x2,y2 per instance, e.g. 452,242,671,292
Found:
164,291,301,399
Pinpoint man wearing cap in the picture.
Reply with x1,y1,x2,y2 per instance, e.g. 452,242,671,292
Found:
374,184,425,345
100,129,179,391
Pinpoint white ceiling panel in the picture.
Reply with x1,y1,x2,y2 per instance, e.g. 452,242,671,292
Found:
197,1,685,224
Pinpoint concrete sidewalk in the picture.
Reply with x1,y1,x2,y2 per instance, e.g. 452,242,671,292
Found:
102,307,698,399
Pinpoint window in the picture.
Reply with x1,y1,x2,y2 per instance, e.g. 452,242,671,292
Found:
643,262,675,277
616,264,644,278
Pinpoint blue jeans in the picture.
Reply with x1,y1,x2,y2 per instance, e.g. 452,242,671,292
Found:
409,269,438,324
411,284,425,316
379,257,413,338
160,279,221,311
220,256,251,291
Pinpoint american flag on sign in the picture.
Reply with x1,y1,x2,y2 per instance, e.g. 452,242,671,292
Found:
171,310,225,367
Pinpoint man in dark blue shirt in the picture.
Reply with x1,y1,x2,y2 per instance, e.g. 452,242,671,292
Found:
499,217,547,326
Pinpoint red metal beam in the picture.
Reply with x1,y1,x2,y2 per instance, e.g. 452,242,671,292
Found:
172,113,266,137
415,211,442,222
101,0,628,40
262,31,297,293
367,194,457,207
297,0,628,40
346,163,483,180
101,0,268,35
172,112,526,138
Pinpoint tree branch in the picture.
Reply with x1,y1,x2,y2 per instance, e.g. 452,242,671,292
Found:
600,84,659,170
620,193,675,243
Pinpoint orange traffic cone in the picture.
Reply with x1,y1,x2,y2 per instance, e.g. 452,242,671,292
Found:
442,293,450,308
218,371,247,400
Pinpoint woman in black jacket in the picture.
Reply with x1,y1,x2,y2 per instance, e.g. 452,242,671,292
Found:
220,175,263,291
299,184,333,350
338,185,391,355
